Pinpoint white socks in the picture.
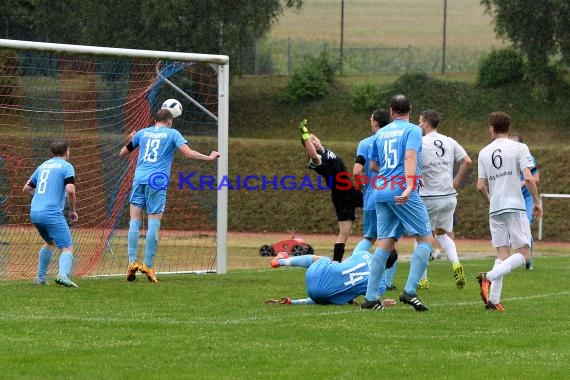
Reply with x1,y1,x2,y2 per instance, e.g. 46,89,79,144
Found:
435,234,459,264
489,259,504,304
486,253,525,282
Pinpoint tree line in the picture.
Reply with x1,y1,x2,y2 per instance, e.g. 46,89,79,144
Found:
1,0,568,83
0,0,302,73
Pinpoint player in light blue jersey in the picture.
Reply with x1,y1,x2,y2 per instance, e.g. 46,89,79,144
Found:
266,249,398,307
352,109,399,289
119,107,220,283
362,94,434,311
509,133,539,270
23,140,79,288
353,109,391,252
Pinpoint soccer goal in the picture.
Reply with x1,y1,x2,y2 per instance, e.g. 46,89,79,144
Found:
0,39,228,280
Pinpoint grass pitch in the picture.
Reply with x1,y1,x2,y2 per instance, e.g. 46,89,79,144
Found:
1,253,569,379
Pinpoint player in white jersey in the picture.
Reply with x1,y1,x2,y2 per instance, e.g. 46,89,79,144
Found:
418,109,472,289
475,112,541,311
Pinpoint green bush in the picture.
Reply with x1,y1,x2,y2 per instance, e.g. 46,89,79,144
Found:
280,53,335,104
477,48,524,88
351,83,382,112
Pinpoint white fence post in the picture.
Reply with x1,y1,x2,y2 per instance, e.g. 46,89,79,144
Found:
537,194,570,240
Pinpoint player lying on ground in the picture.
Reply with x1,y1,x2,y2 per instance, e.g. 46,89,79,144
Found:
265,248,397,308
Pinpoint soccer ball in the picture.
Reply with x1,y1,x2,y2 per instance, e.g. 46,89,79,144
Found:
161,98,183,118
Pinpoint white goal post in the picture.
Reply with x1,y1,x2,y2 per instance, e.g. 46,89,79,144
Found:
0,39,229,275
537,193,570,241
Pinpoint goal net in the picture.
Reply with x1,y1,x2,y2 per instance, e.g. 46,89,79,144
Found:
0,39,229,280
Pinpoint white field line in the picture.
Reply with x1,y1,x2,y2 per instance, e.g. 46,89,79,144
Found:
1,290,569,326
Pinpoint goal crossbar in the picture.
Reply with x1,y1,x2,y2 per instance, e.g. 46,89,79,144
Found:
0,39,228,64
0,39,229,275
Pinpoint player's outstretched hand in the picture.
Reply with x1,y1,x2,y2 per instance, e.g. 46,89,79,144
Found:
533,201,543,219
209,151,221,160
264,297,292,305
381,298,397,307
298,119,310,141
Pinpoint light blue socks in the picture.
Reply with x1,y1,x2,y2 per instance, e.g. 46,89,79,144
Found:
404,242,432,294
144,219,161,268
58,251,74,278
127,219,142,263
364,247,390,301
353,238,373,253
288,254,314,268
37,246,53,281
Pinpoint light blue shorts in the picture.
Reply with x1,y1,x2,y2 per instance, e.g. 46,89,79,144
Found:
30,212,73,249
375,192,431,239
129,184,167,214
362,209,377,239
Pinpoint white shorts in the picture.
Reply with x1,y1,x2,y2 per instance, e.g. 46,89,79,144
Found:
489,211,531,249
422,196,457,232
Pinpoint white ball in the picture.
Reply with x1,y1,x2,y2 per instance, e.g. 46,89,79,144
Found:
161,98,183,118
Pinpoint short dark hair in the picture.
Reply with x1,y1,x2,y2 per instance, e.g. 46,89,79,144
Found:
372,108,391,128
489,111,511,134
390,94,411,115
155,109,174,123
50,140,69,156
420,109,439,128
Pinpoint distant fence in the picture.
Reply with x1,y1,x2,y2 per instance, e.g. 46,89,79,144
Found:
247,37,487,76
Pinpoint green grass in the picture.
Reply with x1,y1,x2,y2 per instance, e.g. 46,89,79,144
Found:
2,254,570,379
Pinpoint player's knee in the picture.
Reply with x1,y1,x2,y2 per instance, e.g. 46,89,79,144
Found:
44,242,56,251
418,235,434,246
435,228,447,236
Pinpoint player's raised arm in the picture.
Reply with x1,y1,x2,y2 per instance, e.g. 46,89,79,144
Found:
299,120,321,165
178,144,220,161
